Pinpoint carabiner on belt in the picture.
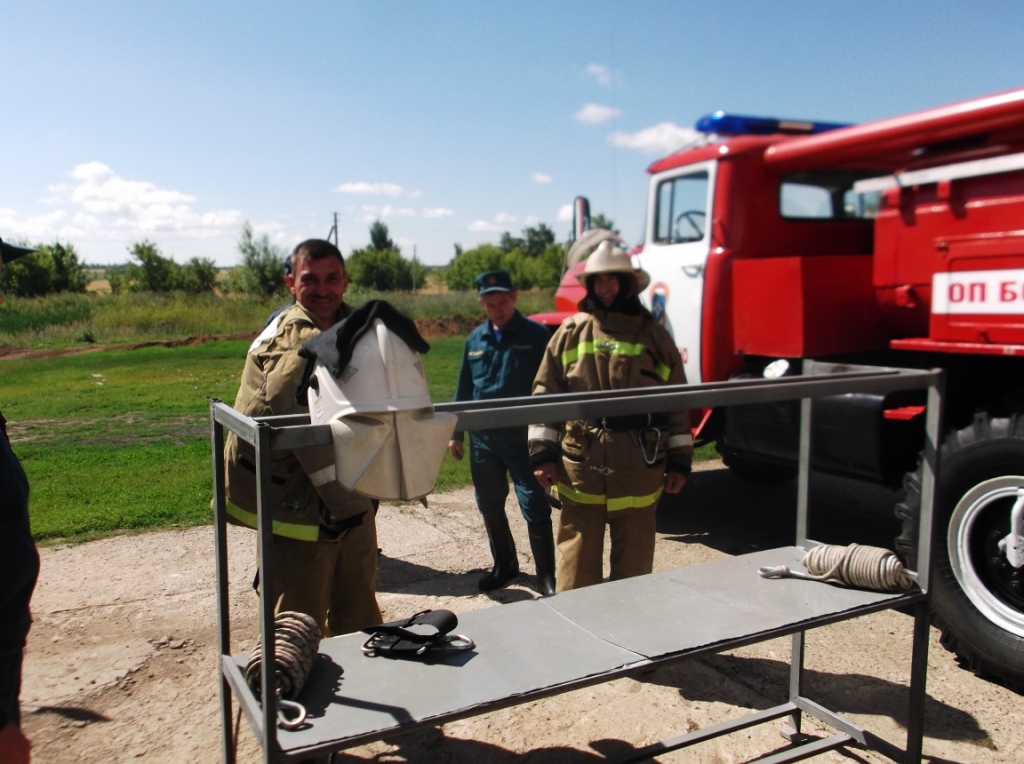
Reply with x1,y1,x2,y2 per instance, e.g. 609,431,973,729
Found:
638,424,662,466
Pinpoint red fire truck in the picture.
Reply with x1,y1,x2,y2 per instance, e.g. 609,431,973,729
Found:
539,87,1024,690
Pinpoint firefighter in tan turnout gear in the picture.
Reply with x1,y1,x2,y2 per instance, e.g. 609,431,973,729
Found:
224,239,382,637
529,239,692,591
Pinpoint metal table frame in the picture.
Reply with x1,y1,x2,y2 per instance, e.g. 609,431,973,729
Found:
211,360,942,763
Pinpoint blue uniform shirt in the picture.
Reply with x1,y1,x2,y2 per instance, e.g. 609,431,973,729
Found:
453,310,549,443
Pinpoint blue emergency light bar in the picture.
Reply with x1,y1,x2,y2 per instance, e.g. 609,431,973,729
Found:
695,111,850,136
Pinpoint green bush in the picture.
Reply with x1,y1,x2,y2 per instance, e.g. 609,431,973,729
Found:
0,241,89,297
503,244,564,290
222,222,288,297
444,244,506,290
445,242,564,291
347,248,416,291
111,240,218,294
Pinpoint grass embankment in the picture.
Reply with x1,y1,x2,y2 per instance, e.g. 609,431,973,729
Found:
1,290,715,544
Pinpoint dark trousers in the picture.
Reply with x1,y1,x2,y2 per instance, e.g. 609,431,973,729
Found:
0,649,23,727
469,432,551,523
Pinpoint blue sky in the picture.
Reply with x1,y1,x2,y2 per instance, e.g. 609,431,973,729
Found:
3,1,1023,267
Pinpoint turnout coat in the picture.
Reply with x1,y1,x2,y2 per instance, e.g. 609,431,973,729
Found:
223,302,373,541
529,306,693,512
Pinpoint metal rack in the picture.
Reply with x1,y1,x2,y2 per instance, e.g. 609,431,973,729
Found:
211,361,942,763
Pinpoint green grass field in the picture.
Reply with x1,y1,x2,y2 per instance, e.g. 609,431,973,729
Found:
2,337,471,543
2,290,716,544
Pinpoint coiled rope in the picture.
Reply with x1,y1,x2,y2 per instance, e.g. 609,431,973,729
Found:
758,543,914,592
244,611,322,729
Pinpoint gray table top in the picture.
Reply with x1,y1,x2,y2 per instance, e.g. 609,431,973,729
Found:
229,545,918,760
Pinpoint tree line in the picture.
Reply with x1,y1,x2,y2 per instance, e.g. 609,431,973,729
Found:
0,215,617,299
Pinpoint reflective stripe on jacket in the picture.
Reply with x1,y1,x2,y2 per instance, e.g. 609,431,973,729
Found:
530,307,692,511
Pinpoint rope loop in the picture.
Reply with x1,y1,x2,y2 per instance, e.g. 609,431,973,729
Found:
759,544,914,592
244,610,323,728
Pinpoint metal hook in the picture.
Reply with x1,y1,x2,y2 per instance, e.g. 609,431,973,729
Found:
277,698,308,730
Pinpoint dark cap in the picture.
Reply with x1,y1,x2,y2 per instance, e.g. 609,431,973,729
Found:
475,270,515,295
0,237,38,264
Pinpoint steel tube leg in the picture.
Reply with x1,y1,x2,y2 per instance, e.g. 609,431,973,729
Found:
905,600,930,762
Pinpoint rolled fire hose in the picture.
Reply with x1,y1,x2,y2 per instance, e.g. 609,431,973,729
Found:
758,543,914,592
244,611,322,729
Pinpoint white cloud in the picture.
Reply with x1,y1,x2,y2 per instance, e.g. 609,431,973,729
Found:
422,207,454,218
335,181,423,199
61,161,197,214
531,172,553,184
359,205,417,222
524,215,540,226
468,212,518,232
586,63,611,86
0,209,69,239
39,162,243,241
557,205,573,223
608,122,702,155
575,103,622,125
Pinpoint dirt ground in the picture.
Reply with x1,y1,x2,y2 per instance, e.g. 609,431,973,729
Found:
19,462,1024,764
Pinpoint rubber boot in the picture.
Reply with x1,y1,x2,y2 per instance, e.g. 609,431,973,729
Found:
527,521,556,596
478,511,519,591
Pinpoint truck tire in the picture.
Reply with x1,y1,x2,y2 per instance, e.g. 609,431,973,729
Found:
716,444,798,485
895,413,1024,692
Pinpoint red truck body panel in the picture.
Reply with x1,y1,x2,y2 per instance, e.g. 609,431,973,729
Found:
764,86,1024,173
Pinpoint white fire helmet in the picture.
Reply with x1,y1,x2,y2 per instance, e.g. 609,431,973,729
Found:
307,319,457,501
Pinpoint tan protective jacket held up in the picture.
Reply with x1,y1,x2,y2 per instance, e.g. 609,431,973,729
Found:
529,307,693,511
224,302,373,541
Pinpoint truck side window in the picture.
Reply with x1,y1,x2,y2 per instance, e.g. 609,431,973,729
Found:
654,171,709,243
780,170,883,220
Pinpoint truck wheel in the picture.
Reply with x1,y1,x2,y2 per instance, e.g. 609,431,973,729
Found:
716,444,798,485
895,413,1024,692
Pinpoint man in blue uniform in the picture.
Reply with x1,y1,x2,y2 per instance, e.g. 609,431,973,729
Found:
0,237,40,764
448,271,555,595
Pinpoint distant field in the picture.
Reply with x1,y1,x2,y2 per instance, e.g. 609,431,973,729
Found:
0,288,555,349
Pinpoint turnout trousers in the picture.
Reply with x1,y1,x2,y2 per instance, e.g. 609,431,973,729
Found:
555,498,658,592
270,514,383,637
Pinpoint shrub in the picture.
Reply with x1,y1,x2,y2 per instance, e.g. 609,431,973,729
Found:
223,222,288,297
114,241,218,294
444,244,506,290
0,241,89,297
347,248,416,291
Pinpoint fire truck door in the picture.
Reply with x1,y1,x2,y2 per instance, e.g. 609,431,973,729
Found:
637,160,716,384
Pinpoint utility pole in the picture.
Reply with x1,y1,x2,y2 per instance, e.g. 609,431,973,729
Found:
326,213,339,247
412,245,418,293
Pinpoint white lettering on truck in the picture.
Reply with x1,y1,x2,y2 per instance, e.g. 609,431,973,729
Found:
932,268,1024,314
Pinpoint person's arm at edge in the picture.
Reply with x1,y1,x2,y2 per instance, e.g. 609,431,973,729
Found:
529,326,568,487
448,336,474,460
661,332,692,495
0,721,31,764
